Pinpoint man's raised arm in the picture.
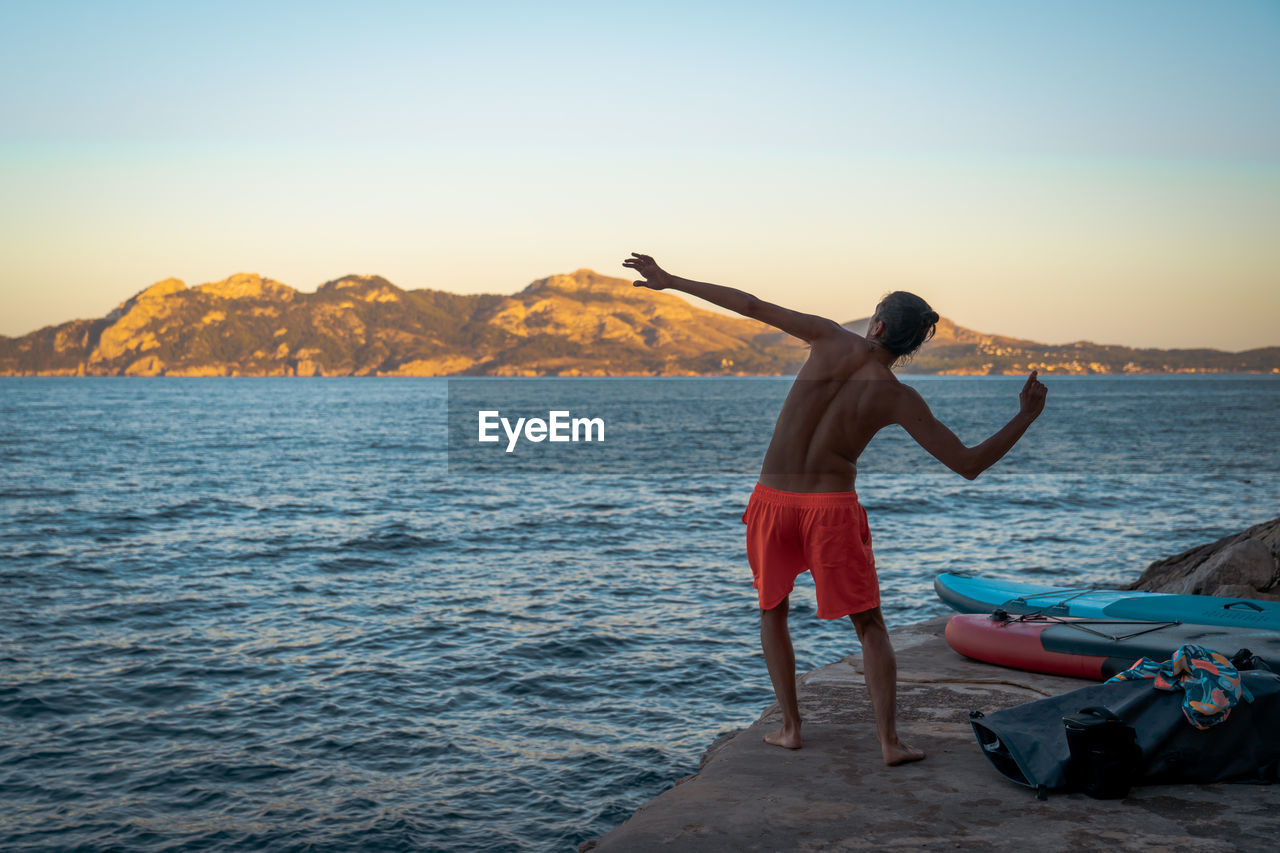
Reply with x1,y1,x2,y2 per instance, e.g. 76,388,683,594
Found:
893,371,1047,480
622,252,845,344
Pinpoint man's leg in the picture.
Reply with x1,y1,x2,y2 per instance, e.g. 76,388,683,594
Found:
761,595,802,749
849,607,925,765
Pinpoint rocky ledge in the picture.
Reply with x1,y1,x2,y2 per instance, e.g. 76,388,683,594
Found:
583,516,1280,852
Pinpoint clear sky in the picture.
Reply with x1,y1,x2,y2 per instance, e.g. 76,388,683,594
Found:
2,0,1277,349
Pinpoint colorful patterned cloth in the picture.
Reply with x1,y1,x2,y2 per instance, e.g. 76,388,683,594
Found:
1108,644,1254,730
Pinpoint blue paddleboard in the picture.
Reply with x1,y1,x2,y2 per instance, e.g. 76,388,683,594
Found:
934,572,1280,632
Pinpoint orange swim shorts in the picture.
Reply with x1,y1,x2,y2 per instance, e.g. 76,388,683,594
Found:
742,482,879,619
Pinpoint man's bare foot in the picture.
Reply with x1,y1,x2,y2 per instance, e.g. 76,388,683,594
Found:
881,740,925,766
763,724,802,750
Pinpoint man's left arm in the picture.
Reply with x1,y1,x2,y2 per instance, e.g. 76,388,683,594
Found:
623,252,844,344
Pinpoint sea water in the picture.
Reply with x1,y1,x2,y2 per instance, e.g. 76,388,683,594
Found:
2,376,1277,851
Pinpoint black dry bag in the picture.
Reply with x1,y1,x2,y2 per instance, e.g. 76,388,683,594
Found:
1061,705,1142,799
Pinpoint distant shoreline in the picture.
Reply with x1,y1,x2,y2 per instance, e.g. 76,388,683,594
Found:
5,271,1276,378
3,371,1278,379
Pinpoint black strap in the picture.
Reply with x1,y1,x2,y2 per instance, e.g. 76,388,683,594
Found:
1224,600,1264,612
1076,706,1121,722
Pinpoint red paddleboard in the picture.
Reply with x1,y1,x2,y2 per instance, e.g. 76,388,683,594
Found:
947,611,1279,681
945,613,1115,679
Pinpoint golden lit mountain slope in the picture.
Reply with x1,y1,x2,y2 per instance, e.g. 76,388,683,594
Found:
1,270,1275,376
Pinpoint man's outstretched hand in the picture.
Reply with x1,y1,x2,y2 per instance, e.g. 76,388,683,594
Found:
1019,370,1047,419
623,252,673,290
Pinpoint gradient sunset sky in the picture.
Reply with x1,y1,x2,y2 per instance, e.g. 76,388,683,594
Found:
2,0,1276,349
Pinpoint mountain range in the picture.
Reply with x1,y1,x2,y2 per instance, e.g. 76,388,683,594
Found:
2,270,1276,376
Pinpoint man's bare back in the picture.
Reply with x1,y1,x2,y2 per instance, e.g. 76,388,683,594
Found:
758,334,900,493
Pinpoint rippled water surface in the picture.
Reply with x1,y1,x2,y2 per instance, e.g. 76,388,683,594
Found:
2,376,1277,851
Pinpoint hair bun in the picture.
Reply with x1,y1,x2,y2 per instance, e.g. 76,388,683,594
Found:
922,310,939,326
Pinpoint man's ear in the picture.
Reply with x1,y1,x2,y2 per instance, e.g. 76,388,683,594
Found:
868,319,885,339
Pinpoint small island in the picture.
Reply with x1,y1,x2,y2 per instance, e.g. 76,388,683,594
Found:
2,270,1277,377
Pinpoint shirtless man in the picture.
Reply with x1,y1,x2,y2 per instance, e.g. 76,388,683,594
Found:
623,252,1047,766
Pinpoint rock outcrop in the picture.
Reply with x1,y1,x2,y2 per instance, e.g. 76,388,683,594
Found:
194,273,295,302
1128,517,1280,600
